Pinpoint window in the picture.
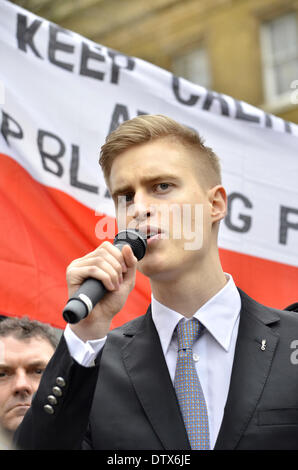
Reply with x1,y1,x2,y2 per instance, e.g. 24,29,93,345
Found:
172,46,211,89
260,12,298,107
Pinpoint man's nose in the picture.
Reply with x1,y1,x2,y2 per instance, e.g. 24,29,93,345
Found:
12,370,34,397
131,192,155,222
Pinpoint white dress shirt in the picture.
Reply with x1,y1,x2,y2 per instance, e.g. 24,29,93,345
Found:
64,273,241,449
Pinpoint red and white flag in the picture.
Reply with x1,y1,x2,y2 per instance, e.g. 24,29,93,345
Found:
0,1,297,329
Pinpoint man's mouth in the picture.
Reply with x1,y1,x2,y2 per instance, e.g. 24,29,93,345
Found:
138,226,164,241
7,403,30,415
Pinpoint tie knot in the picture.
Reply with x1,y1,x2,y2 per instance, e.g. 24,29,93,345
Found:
176,318,203,351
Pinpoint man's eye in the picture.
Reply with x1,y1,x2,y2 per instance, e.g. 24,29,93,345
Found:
0,370,10,379
117,194,134,206
125,193,134,202
156,183,171,191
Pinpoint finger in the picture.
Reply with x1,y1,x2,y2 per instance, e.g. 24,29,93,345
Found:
67,263,121,292
70,253,125,282
72,244,127,275
92,242,128,273
121,244,138,269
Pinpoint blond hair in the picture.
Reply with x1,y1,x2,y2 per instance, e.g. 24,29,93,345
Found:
99,114,221,188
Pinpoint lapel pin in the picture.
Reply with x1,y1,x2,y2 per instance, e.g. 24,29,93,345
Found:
261,339,267,351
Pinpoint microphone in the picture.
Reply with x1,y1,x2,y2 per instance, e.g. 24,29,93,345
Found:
62,229,147,324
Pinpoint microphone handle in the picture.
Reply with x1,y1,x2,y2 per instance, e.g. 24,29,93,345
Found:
62,278,107,324
62,240,131,324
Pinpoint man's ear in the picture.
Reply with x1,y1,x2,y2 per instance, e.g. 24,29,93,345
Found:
208,185,227,224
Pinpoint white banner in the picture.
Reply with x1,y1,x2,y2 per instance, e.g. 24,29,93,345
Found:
0,1,297,326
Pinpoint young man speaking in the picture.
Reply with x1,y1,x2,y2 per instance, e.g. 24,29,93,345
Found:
15,115,298,450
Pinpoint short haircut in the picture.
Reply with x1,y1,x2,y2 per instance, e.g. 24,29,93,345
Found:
99,114,221,188
0,316,58,350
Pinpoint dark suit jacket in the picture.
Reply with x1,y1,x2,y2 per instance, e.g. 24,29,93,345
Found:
14,289,298,450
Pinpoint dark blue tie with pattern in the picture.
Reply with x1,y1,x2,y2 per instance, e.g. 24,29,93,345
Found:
174,318,210,450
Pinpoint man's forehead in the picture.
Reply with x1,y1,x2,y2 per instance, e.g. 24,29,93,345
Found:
109,144,195,192
0,335,53,362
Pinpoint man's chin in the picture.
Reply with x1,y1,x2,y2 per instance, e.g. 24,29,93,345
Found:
138,254,164,276
139,260,176,282
5,409,29,434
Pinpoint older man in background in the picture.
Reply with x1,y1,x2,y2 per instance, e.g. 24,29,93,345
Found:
0,317,58,446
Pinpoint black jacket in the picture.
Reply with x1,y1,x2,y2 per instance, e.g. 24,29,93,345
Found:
14,289,298,450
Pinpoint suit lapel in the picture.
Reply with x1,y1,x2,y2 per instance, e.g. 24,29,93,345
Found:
121,307,190,450
214,290,280,450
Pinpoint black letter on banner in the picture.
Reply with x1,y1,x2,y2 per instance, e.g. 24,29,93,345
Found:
80,42,105,80
284,120,292,134
37,130,65,176
265,113,292,134
235,100,260,123
172,75,200,106
104,188,111,198
265,113,273,129
16,13,43,58
109,104,129,133
202,91,229,116
70,145,98,193
225,192,253,233
279,206,298,245
48,24,74,71
1,111,23,145
107,50,135,84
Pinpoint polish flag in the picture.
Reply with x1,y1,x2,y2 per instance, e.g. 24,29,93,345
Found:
0,1,297,329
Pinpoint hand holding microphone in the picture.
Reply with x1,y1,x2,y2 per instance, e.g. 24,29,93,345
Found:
62,230,146,340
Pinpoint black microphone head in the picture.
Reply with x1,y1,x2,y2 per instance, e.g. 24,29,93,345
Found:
284,302,298,312
114,229,147,260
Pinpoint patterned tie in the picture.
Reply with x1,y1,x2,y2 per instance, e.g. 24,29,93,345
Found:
174,318,210,450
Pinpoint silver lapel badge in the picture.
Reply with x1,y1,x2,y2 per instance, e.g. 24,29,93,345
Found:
261,339,267,351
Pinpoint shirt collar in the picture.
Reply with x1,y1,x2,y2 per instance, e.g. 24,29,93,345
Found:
151,273,241,355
